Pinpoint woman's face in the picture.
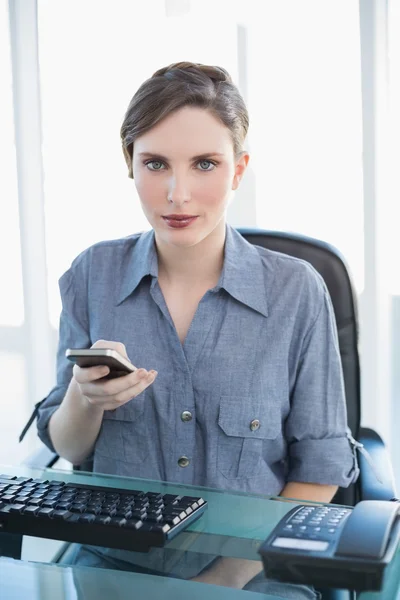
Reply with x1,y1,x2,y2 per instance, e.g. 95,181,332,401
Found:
132,106,249,248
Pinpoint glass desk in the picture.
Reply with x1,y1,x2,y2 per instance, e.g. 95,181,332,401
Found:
1,464,399,600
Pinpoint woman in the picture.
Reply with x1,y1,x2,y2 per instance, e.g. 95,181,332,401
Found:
37,62,358,596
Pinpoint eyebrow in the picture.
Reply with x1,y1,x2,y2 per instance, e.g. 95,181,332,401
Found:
138,152,225,161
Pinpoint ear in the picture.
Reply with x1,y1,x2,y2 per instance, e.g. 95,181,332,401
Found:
123,144,134,179
232,152,250,190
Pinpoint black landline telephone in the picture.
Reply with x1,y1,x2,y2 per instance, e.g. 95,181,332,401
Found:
259,500,400,591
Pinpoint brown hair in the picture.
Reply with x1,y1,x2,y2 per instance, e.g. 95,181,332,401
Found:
120,61,249,178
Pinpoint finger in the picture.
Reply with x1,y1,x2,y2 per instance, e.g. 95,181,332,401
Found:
79,368,149,398
73,364,110,383
86,371,158,407
91,339,129,360
113,371,158,404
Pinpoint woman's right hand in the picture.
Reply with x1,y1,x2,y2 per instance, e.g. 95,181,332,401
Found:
72,340,157,411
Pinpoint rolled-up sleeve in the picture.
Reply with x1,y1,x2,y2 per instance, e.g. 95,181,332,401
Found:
37,262,91,452
285,284,360,487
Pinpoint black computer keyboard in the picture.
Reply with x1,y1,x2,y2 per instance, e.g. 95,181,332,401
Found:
0,474,207,552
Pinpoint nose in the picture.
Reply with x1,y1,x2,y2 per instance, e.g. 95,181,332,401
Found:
167,172,191,206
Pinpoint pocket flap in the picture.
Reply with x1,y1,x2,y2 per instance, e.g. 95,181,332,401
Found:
218,395,280,440
102,395,146,422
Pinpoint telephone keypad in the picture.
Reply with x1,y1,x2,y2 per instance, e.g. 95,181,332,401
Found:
280,506,352,541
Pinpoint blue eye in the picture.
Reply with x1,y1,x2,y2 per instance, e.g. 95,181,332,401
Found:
197,160,215,171
146,161,165,171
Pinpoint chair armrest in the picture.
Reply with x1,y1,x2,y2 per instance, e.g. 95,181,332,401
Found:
358,427,398,501
22,444,59,469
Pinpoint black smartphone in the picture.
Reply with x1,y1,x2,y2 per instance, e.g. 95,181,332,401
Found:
65,348,136,379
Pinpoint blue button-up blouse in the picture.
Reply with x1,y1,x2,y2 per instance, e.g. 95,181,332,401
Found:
37,225,359,495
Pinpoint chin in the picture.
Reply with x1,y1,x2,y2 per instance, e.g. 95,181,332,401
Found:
155,223,207,248
163,231,203,248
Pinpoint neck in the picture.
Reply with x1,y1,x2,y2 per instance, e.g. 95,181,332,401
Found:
155,221,226,286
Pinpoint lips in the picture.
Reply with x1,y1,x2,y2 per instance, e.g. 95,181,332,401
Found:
162,215,197,220
162,215,198,229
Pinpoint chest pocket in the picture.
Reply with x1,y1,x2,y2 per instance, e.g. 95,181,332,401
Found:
95,395,148,465
217,395,281,479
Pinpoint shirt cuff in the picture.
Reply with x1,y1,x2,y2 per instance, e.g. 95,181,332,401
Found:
287,435,360,488
37,384,68,453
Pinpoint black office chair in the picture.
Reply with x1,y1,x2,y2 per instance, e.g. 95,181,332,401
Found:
8,228,398,600
238,228,397,600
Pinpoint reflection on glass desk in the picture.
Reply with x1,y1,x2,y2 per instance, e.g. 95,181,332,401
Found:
0,463,295,561
0,557,274,600
0,464,399,599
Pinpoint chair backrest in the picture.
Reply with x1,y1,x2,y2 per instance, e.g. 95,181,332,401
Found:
238,228,362,506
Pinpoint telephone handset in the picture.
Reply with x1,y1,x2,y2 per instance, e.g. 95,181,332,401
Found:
259,500,400,592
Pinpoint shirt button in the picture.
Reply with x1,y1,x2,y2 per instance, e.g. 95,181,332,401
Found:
178,456,190,468
250,419,260,431
181,411,192,422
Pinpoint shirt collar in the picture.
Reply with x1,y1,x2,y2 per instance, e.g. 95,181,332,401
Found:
116,229,158,305
116,225,269,318
218,225,269,317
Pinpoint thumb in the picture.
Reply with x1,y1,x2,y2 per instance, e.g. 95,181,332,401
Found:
91,339,130,360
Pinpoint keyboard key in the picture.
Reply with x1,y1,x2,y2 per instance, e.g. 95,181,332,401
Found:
146,492,162,501
162,494,181,505
28,499,43,506
99,507,115,517
60,494,76,502
15,496,29,504
79,514,96,524
70,504,87,513
24,506,39,516
164,506,188,522
37,508,54,517
147,513,163,523
65,513,80,523
22,485,37,493
45,493,62,501
108,517,127,527
116,509,132,519
164,515,181,526
106,494,120,502
94,515,111,525
42,500,57,508
149,499,164,509
2,495,16,502
121,495,135,503
9,504,26,513
152,523,171,535
52,510,72,520
131,509,147,519
86,505,102,515
56,502,72,511
125,519,143,530
183,496,206,507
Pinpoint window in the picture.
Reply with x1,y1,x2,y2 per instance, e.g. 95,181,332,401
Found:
38,0,239,327
388,0,400,294
245,1,364,293
0,0,24,327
